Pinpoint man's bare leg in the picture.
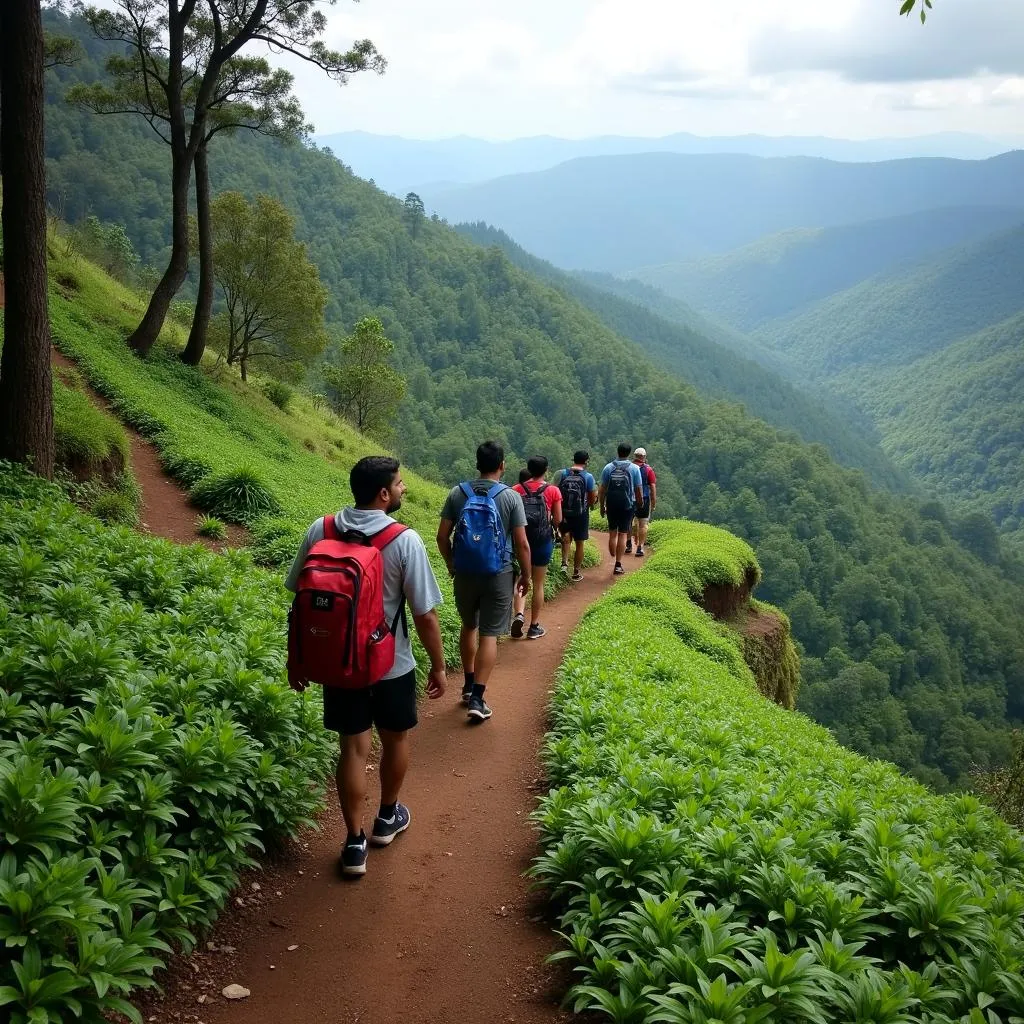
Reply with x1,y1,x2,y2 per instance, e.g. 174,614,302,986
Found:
338,730,373,837
378,728,410,806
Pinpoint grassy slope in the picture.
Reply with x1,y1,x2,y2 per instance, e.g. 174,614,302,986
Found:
628,206,1024,333
48,253,594,669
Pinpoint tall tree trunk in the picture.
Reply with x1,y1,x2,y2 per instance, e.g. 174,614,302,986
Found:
126,144,191,356
181,138,212,365
0,0,54,479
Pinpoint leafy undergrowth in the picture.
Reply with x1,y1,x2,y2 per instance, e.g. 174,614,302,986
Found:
0,464,334,1024
534,520,1024,1024
47,252,596,667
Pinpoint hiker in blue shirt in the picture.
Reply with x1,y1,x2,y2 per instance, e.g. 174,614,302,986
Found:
437,441,530,723
599,442,644,576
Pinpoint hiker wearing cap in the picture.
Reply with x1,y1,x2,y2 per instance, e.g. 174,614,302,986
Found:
552,450,597,582
599,442,644,576
627,447,657,558
285,456,447,877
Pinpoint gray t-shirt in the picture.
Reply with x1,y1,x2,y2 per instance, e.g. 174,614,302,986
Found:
284,507,443,679
440,479,526,569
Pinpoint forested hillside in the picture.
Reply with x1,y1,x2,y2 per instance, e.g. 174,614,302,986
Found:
629,206,1024,332
39,10,1024,787
753,223,1024,376
840,314,1024,552
422,150,1024,272
457,221,907,492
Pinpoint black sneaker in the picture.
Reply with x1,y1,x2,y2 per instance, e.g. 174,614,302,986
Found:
625,540,633,553
510,613,525,639
613,563,625,575
467,695,492,722
526,623,546,640
461,680,473,706
571,571,584,583
635,545,644,557
370,803,411,846
341,833,368,876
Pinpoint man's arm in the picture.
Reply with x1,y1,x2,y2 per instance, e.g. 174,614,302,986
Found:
512,525,532,595
649,480,657,514
588,475,598,509
412,609,447,698
633,466,643,508
436,519,455,574
551,493,563,528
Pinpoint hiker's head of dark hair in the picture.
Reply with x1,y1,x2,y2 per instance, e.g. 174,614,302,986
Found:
518,467,531,484
573,449,589,466
617,442,631,459
527,455,548,479
477,440,504,474
350,455,401,507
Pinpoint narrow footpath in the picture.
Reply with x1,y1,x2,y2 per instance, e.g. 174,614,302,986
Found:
150,542,638,1024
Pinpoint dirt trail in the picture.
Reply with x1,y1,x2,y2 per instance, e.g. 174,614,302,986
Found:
150,541,640,1024
51,349,246,549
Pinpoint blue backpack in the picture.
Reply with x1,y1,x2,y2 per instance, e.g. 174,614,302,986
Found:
453,482,508,575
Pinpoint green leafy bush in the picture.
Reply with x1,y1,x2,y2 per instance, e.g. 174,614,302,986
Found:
534,519,1024,1024
0,463,334,1024
196,514,229,541
260,378,294,412
90,489,138,526
190,467,281,524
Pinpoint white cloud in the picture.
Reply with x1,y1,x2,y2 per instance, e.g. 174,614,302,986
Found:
275,0,1024,140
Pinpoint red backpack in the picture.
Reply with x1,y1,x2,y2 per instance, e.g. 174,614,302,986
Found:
287,517,408,689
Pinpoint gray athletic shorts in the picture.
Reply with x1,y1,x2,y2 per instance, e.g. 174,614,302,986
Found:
453,569,515,637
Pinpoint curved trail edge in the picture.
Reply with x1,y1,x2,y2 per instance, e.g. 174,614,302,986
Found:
143,539,639,1024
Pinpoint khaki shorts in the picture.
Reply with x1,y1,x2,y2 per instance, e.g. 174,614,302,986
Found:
453,569,515,637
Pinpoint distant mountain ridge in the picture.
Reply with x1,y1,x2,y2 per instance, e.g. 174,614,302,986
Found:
317,129,1022,196
421,151,1024,272
628,206,1024,332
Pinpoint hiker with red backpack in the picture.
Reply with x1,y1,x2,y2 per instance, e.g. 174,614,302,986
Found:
437,441,530,723
599,442,644,576
285,456,446,877
627,447,657,558
511,455,563,640
552,450,597,581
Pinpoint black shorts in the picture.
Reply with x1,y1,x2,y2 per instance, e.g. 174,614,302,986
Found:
559,513,589,542
322,670,418,736
606,504,634,534
636,499,651,521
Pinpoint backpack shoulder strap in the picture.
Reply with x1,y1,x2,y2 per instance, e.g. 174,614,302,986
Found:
486,482,506,498
536,482,548,496
322,514,340,541
459,482,475,501
370,522,409,551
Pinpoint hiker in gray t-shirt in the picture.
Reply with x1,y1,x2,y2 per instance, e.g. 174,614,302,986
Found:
285,456,445,877
437,440,530,724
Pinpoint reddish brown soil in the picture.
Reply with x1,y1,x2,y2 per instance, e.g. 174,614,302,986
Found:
136,541,640,1024
51,349,246,549
740,606,783,641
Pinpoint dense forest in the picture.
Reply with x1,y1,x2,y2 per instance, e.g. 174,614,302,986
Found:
456,221,907,492
39,10,1024,788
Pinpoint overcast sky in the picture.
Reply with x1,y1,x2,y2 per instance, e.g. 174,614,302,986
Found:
282,0,1024,140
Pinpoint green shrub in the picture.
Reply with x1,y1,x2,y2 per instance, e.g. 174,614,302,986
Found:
190,466,281,524
53,378,129,479
197,514,228,540
260,378,294,411
90,489,138,526
534,519,1024,1024
0,462,334,1024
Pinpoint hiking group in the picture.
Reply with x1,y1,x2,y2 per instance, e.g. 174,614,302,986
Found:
285,441,655,875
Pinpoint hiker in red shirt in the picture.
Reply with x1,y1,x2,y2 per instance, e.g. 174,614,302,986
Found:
511,456,562,640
